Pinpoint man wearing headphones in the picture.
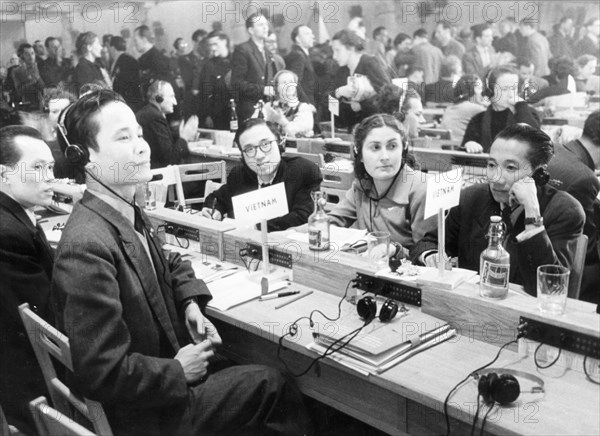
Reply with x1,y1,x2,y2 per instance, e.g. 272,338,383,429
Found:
52,89,311,436
201,118,322,231
136,79,198,168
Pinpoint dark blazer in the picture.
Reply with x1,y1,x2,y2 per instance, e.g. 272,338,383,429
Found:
0,192,54,434
231,39,278,121
200,55,233,130
575,35,600,58
136,103,189,168
205,156,323,232
51,192,211,436
461,101,541,152
564,139,596,171
462,46,496,80
111,53,142,111
138,46,174,83
71,58,105,96
410,183,585,295
285,45,316,105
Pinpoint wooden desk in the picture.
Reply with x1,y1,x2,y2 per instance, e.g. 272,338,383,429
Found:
213,227,600,435
411,147,488,178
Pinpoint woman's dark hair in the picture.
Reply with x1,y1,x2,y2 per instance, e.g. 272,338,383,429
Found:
495,123,554,167
56,89,125,166
0,125,44,166
373,84,420,122
453,74,481,103
352,113,415,181
332,29,365,51
393,33,411,47
75,31,98,57
484,64,518,98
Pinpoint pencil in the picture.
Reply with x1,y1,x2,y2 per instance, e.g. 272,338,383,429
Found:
274,290,313,310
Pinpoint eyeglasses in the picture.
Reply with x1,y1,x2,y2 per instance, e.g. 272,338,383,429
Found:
242,139,277,157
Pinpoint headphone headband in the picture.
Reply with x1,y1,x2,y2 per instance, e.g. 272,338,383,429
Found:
474,368,545,392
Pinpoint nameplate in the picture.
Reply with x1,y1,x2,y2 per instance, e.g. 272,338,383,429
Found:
424,168,463,219
232,183,288,225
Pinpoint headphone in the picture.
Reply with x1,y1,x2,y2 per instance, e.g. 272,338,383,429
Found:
356,296,399,323
155,94,164,104
475,368,545,405
57,104,90,166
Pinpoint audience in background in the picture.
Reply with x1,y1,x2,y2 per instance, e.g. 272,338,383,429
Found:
434,21,466,59
200,30,233,130
519,18,552,77
463,23,496,80
38,37,70,87
423,55,463,103
515,57,549,101
575,18,600,58
10,43,44,110
71,32,110,96
108,36,142,112
529,56,578,105
548,17,575,58
286,25,317,106
389,33,415,77
410,28,444,85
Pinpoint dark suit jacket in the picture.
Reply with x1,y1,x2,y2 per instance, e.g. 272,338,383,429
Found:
136,103,189,168
0,192,54,433
205,156,322,232
410,183,585,295
462,46,496,80
548,144,600,263
71,58,105,96
231,39,278,121
138,46,174,83
285,45,316,105
52,192,211,436
112,53,142,111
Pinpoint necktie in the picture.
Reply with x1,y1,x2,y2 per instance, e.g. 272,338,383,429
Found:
501,206,513,237
133,203,146,235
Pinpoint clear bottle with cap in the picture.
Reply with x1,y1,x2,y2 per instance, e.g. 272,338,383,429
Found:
479,215,510,299
308,191,330,251
229,99,238,133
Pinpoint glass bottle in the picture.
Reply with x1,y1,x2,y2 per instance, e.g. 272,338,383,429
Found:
229,99,238,133
308,191,330,251
479,215,510,299
257,99,265,119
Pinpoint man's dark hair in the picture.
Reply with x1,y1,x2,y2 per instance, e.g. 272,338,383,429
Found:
290,25,308,43
245,12,264,30
495,123,554,167
393,33,411,47
56,89,125,168
75,31,98,57
102,34,113,46
515,57,534,69
583,110,600,147
549,55,577,80
373,26,387,39
134,25,153,42
44,36,58,48
413,28,428,39
0,125,44,167
192,29,207,42
332,29,365,51
110,36,127,52
207,30,229,46
471,23,491,39
17,43,33,58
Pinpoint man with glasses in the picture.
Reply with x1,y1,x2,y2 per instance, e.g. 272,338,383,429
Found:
201,118,322,231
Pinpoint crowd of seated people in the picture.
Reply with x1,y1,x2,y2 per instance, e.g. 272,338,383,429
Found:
1,9,599,434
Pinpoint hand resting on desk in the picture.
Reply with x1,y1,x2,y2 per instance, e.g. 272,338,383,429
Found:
200,208,223,221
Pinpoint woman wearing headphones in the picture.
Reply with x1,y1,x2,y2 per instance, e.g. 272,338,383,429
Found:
253,70,316,138
327,114,435,255
411,124,585,295
461,65,539,154
201,118,323,231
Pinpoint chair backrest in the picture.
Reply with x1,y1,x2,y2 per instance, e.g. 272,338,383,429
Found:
149,165,186,209
18,304,113,436
30,397,95,436
568,234,588,299
178,161,227,205
418,128,452,140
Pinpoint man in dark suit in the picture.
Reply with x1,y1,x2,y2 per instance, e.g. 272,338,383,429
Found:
136,80,197,168
231,13,278,121
53,89,310,436
109,36,142,111
133,25,173,84
39,37,70,87
462,23,496,80
286,25,317,105
0,126,56,435
201,30,233,130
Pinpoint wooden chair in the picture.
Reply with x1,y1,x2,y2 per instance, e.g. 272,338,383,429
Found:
418,128,452,140
29,397,95,436
18,304,113,436
568,234,588,300
177,161,227,207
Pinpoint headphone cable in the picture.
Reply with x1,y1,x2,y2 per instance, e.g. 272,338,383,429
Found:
444,338,517,436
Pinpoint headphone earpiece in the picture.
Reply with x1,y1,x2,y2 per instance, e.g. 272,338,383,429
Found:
356,296,398,323
476,368,544,406
531,167,550,186
155,94,164,104
57,107,90,166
